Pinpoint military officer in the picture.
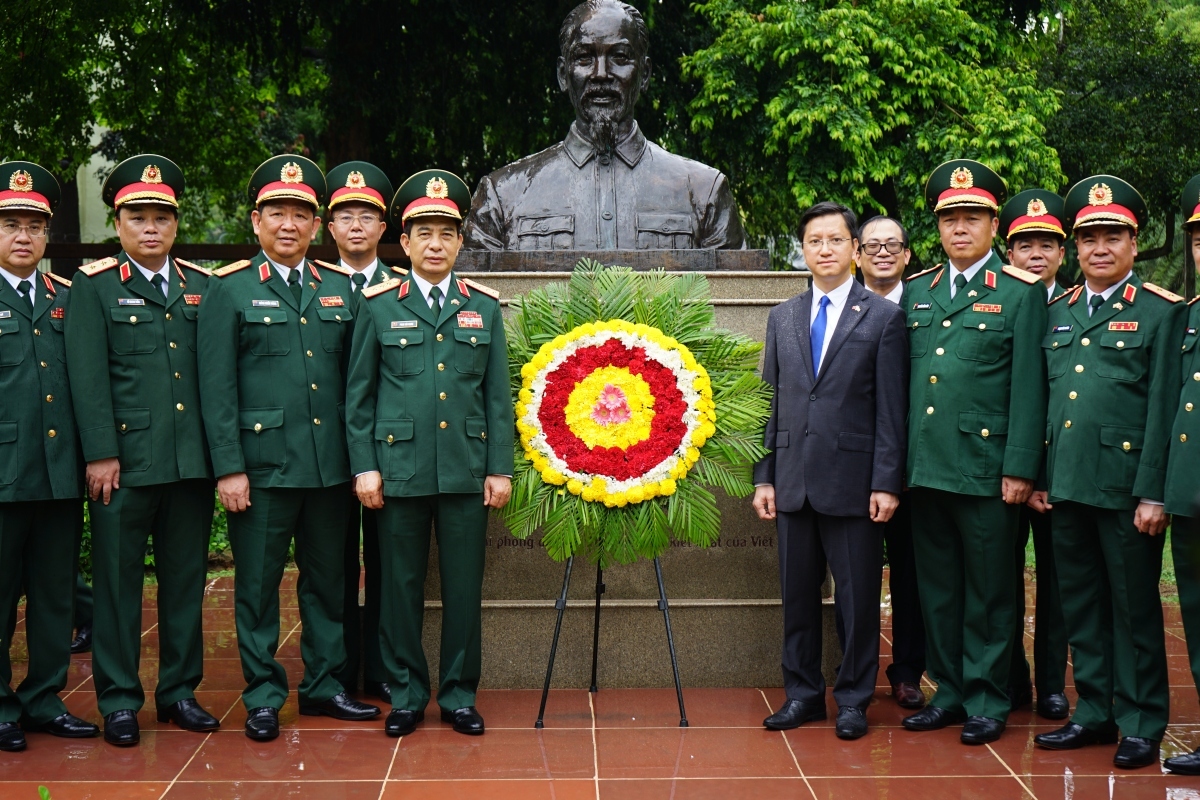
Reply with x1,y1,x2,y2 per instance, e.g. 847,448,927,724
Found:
197,155,379,741
1161,174,1200,776
1032,176,1183,770
346,170,513,738
319,160,395,702
0,162,99,751
998,189,1071,721
901,160,1048,745
65,155,219,746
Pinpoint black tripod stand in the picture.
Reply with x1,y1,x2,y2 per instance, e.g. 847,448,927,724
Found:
534,556,689,728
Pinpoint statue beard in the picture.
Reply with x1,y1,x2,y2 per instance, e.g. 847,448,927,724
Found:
589,108,620,155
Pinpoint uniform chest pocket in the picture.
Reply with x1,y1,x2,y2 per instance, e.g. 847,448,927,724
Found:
375,418,414,480
1042,331,1075,379
110,307,157,355
454,328,490,374
956,313,1008,363
1096,332,1145,382
381,330,424,375
243,308,290,356
516,214,574,250
636,213,694,250
240,407,286,471
0,319,23,366
957,411,1008,478
907,311,933,358
1097,424,1144,492
316,306,353,352
115,407,152,472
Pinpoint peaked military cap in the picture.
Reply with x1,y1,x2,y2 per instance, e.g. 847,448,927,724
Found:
0,161,60,216
1181,173,1200,228
1064,175,1147,232
390,169,471,227
102,154,184,209
326,161,393,213
248,154,326,209
925,159,1007,213
1000,188,1066,241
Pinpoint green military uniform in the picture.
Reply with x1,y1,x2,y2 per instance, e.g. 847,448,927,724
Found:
0,163,84,729
65,155,215,718
197,155,358,711
345,170,513,714
321,160,395,695
1043,176,1184,742
906,160,1048,722
998,189,1070,709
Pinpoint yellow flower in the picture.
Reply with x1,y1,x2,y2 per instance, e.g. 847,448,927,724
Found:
521,363,536,381
542,468,567,485
567,479,584,495
659,479,677,496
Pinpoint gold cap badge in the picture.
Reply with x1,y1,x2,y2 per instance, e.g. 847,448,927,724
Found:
950,167,974,190
280,162,304,184
345,170,366,189
426,176,449,199
141,165,162,184
8,170,32,192
1089,183,1113,206
1026,198,1046,217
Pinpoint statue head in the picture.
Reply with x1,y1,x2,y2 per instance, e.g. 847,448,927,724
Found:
557,0,652,151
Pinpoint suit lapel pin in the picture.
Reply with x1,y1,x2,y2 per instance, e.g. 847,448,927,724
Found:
1113,302,1124,310
968,290,978,297
851,305,861,312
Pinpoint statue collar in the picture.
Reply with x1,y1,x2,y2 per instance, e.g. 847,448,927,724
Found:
564,122,648,169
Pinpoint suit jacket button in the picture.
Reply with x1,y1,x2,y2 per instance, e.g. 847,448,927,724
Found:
926,406,934,415
935,347,945,355
1075,365,1084,373
1123,441,1131,451
165,313,172,321
387,434,394,443
1081,337,1090,346
45,394,53,402
440,421,448,429
300,317,307,324
981,429,989,438
438,363,445,371
930,376,937,384
942,320,951,328
1183,434,1190,443
47,429,55,438
176,403,184,411
481,431,487,439
1064,420,1072,428
169,342,177,349
254,423,262,432
313,418,321,425
437,333,444,341
1069,391,1077,399
809,394,816,401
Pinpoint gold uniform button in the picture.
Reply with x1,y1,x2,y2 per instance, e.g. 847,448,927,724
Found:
1116,340,1125,349
176,403,184,411
311,383,318,390
470,336,477,344
174,372,181,379
1183,434,1190,443
1122,442,1131,451
129,316,138,323
45,395,52,402
930,376,937,384
120,424,127,432
254,423,262,432
440,421,448,429
263,316,271,324
400,338,407,345
387,434,394,443
942,320,952,328
926,406,934,415
481,431,487,440
439,392,447,400
47,429,55,438
1052,342,1059,349
977,323,986,331
39,361,46,368
1187,402,1194,412
165,313,172,321
981,429,989,438
300,317,307,325
1064,420,1072,428
436,333,443,341
437,363,445,371
935,347,945,356
912,321,919,329
169,342,177,349
335,314,341,321
33,328,39,336
1194,372,1199,381
1069,391,1077,400
313,418,321,425
1075,365,1084,373
306,350,313,357
1081,337,1090,346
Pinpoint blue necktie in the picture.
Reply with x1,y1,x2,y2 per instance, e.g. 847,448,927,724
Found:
811,295,830,378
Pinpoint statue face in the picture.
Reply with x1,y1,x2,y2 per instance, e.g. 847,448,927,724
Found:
558,5,649,132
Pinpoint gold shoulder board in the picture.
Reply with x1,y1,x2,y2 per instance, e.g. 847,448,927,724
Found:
1188,295,1199,306
390,266,409,276
906,264,941,282
46,271,72,288
1049,286,1077,305
1143,282,1184,303
363,278,401,299
78,257,119,276
175,258,211,275
461,277,500,300
214,259,252,277
313,259,354,276
1002,264,1041,285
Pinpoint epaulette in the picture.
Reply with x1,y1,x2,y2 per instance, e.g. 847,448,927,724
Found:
363,278,401,299
313,259,354,277
214,259,251,277
1049,286,1076,305
390,266,409,277
1002,264,1040,285
906,264,941,282
78,257,119,277
45,272,72,288
460,276,500,300
175,258,211,276
1143,282,1183,303
1189,295,1199,306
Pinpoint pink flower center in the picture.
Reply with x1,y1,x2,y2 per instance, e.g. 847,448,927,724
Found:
591,384,632,425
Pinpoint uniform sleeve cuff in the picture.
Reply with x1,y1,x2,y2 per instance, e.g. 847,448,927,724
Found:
210,443,246,478
1133,466,1166,502
487,445,515,477
1001,446,1042,481
79,427,120,462
349,443,379,476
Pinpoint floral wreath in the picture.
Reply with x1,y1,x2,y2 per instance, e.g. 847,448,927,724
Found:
502,261,771,565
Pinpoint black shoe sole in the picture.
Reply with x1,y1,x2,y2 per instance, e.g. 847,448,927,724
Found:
763,710,827,731
103,734,140,747
1034,733,1119,750
0,738,27,752
902,714,966,732
440,711,485,735
1164,761,1200,776
1114,756,1159,770
961,731,1004,745
155,709,220,731
245,728,279,742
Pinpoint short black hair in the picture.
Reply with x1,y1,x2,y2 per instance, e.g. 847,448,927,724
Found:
403,216,463,238
798,201,858,241
858,215,910,248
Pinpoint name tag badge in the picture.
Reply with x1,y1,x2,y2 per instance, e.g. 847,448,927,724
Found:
457,311,484,329
1109,321,1138,331
252,299,280,308
0,310,9,319
184,294,202,306
1052,325,1073,332
912,302,932,310
391,320,418,329
118,298,145,306
319,296,345,307
972,303,1002,313
50,307,64,320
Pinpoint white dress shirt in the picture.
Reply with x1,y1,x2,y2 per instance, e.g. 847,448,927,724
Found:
883,281,904,305
1085,271,1132,315
0,266,37,304
266,255,305,284
131,256,171,297
343,258,379,293
948,252,992,299
409,270,453,309
809,276,855,371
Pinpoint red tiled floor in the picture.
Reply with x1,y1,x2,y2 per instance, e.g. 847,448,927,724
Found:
177,730,398,782
595,727,800,779
382,780,596,800
806,777,1034,800
598,778,811,799
387,728,596,780
8,782,170,799
166,782,383,799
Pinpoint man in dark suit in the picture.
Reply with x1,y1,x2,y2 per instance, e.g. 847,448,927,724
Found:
754,201,909,740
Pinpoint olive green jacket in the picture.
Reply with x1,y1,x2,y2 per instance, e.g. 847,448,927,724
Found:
197,251,355,488
65,252,213,485
0,270,80,501
905,251,1049,495
1044,274,1186,510
345,272,514,496
1165,297,1200,516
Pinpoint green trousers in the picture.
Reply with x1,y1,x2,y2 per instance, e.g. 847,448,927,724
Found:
1010,506,1068,696
911,488,1019,721
1175,516,1200,702
1052,501,1168,739
377,493,487,713
90,480,213,715
338,504,385,691
229,484,350,710
0,500,81,725
74,573,93,630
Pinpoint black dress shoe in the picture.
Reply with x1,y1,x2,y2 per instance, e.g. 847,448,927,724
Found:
1036,692,1070,720
0,721,27,752
1033,721,1119,750
1164,747,1200,775
902,705,966,731
961,716,1005,745
245,707,279,741
103,710,139,747
363,681,392,703
156,699,220,732
835,706,867,740
892,681,926,710
299,691,380,721
441,706,485,735
24,713,99,738
1114,736,1159,769
763,699,827,731
1007,681,1033,711
385,708,424,737
70,624,92,654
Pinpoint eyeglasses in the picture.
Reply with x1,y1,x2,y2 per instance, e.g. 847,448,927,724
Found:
802,237,852,250
860,240,906,255
0,222,48,238
332,213,381,227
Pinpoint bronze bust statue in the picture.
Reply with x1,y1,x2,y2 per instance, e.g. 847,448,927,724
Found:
463,0,746,251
